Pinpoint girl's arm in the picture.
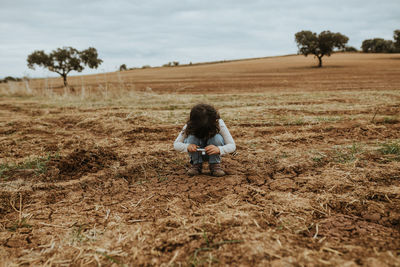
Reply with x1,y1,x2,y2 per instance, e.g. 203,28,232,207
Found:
173,124,189,152
218,120,236,155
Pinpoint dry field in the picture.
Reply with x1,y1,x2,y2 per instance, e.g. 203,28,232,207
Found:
0,53,399,266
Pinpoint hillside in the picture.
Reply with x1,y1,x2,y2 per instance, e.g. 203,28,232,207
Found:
25,53,400,94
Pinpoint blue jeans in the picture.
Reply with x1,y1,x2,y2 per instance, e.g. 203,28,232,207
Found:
184,134,225,164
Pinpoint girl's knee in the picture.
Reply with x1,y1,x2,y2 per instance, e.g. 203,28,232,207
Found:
184,135,201,145
207,134,224,146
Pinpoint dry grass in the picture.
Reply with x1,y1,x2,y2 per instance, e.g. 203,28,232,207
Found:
0,53,399,266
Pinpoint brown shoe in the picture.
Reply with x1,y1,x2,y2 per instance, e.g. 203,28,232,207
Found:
187,163,202,176
209,163,225,177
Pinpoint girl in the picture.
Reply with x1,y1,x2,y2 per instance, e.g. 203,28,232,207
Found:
174,103,236,176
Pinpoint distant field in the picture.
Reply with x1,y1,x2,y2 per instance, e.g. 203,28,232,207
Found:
0,53,399,266
22,52,400,94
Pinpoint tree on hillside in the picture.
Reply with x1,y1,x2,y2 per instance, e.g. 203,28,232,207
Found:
294,30,349,67
361,39,373,52
394,30,400,48
342,46,358,52
119,64,127,71
361,38,396,53
27,47,102,87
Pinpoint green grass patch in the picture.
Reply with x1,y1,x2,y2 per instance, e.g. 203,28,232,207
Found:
7,217,32,232
188,231,242,266
309,151,327,165
383,116,399,124
0,153,59,179
315,116,341,123
69,224,99,245
156,171,168,182
70,224,86,244
98,251,125,266
333,143,363,163
378,141,400,161
280,118,308,126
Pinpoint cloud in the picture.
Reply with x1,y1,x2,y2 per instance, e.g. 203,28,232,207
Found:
1,0,399,78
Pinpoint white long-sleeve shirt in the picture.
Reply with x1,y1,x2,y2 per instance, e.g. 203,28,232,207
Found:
173,119,236,156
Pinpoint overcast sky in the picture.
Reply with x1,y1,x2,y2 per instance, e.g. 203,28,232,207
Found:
1,0,399,78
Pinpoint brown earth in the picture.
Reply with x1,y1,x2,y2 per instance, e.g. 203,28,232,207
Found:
0,53,399,266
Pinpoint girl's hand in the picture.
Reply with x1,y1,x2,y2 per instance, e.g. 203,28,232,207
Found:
187,144,199,152
205,145,220,155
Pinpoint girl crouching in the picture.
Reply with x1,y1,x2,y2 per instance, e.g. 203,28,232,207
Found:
174,104,236,176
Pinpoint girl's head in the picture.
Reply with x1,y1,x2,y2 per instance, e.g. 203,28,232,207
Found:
185,103,220,139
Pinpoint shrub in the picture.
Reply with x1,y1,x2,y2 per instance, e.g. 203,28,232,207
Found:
0,76,23,83
119,64,127,71
343,46,358,52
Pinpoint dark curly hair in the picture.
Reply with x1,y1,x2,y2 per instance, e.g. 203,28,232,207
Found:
185,103,220,139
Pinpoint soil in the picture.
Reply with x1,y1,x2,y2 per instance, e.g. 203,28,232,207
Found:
0,53,399,266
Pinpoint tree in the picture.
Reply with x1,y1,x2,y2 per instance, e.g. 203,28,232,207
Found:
394,30,400,49
361,38,396,53
294,30,349,67
343,46,358,52
361,39,373,53
27,47,102,87
119,64,127,71
0,76,23,83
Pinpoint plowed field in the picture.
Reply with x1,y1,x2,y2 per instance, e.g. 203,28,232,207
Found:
0,53,399,266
